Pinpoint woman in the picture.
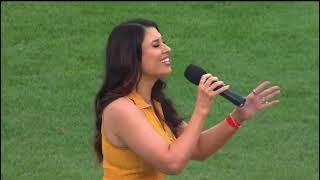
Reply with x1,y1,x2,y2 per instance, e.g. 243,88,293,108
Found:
94,18,280,179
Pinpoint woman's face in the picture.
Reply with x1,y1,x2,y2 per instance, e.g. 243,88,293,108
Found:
141,27,172,80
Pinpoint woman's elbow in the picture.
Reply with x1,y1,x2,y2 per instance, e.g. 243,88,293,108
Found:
162,154,207,174
165,161,184,175
160,154,186,175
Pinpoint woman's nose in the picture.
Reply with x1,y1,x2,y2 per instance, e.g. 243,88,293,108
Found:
163,43,171,53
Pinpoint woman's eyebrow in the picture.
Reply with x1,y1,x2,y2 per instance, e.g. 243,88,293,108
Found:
151,36,163,43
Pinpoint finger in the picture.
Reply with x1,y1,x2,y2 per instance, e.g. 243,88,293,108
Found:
254,81,270,94
210,81,225,90
261,100,280,109
212,85,230,95
265,90,281,101
204,76,218,88
259,86,280,97
199,73,212,85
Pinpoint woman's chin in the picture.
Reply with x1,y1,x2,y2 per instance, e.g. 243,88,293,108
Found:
158,68,172,79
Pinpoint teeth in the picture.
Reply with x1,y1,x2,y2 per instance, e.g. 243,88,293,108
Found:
161,58,170,63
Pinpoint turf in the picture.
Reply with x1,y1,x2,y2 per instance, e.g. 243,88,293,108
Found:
1,2,319,180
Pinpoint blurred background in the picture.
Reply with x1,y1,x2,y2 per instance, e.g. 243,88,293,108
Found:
1,2,319,180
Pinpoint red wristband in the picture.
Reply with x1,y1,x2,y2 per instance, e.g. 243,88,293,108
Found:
225,114,241,129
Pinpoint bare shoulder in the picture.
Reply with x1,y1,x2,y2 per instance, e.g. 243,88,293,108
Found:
103,97,142,121
102,97,145,147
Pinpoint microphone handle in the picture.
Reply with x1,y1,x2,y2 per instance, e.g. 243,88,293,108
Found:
219,89,246,107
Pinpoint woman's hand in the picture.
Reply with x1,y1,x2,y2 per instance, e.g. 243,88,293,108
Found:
195,73,230,116
231,81,281,123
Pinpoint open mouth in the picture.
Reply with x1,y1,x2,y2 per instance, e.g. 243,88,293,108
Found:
160,57,170,64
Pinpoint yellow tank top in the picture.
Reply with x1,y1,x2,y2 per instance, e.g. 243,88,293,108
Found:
101,90,176,180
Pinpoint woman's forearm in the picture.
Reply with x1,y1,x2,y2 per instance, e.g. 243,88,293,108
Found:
167,109,207,172
195,113,240,160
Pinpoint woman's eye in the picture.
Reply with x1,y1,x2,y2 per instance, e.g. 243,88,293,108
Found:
152,41,168,48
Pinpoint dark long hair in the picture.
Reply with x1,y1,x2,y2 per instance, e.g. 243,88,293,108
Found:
94,18,183,163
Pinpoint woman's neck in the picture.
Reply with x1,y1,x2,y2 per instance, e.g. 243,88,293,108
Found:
136,76,157,104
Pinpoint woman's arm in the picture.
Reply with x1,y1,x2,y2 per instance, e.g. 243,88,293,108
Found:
103,97,206,175
177,112,240,161
182,81,281,160
104,75,229,175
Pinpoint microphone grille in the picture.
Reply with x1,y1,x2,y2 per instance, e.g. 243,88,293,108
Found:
184,64,207,85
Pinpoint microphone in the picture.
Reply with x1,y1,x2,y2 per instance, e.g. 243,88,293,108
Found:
184,64,246,107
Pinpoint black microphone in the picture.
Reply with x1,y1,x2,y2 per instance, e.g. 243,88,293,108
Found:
184,64,246,107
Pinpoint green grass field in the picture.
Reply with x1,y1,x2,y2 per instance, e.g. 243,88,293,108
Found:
1,2,319,180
